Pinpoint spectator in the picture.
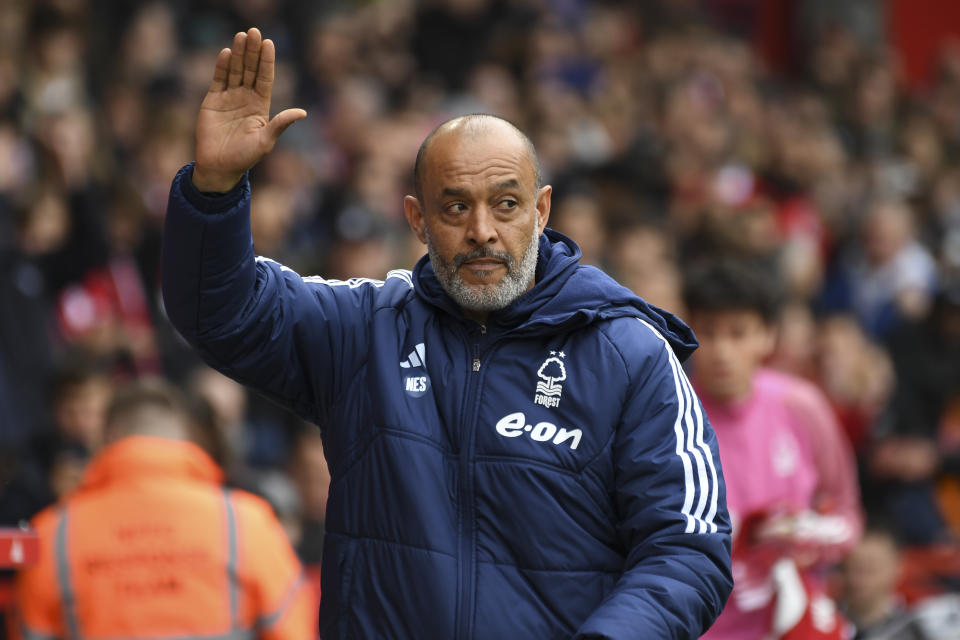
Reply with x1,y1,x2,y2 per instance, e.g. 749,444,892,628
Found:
0,355,107,526
815,313,894,453
609,217,685,314
866,283,960,545
254,469,304,549
188,365,252,479
685,258,863,640
288,427,330,565
829,199,937,339
48,357,112,456
16,379,316,640
548,189,608,268
840,524,929,640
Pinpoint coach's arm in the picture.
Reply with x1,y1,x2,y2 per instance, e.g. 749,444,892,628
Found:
574,318,733,639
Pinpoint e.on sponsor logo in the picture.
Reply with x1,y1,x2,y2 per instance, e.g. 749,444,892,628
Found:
494,412,582,450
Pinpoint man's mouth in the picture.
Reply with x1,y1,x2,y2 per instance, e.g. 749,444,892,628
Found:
462,259,504,271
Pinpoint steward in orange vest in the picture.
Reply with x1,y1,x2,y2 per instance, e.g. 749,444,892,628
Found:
16,381,316,640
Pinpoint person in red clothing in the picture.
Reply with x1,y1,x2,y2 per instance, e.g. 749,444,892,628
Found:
16,380,315,640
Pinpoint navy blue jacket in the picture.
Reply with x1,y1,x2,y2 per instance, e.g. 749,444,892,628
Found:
162,165,732,639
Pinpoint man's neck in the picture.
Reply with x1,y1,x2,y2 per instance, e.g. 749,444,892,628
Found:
462,308,488,324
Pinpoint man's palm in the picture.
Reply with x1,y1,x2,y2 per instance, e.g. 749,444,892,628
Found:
193,28,305,192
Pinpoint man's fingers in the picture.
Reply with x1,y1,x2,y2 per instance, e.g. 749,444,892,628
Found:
209,48,232,92
267,108,308,142
242,28,262,88
254,38,276,99
227,31,247,88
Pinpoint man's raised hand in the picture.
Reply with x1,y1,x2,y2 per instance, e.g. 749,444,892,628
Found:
192,28,306,192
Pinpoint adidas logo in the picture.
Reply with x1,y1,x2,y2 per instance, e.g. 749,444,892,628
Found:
400,343,426,369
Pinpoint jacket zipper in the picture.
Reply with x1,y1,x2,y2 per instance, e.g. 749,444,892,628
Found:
457,322,487,640
472,324,485,371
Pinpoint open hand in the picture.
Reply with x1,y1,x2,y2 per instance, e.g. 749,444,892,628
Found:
193,27,306,192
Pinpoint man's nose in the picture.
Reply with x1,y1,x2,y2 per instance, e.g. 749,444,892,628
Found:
466,206,497,246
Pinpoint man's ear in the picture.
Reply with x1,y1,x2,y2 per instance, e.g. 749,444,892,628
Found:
535,185,552,234
404,195,427,244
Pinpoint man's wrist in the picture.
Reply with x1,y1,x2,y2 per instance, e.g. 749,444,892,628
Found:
192,165,244,193
179,163,248,214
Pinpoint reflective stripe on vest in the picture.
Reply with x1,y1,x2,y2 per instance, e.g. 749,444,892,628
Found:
20,624,59,640
223,488,240,631
55,507,81,640
256,569,305,631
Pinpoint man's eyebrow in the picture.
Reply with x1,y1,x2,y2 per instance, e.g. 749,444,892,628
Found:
490,179,521,193
441,186,471,198
439,180,522,199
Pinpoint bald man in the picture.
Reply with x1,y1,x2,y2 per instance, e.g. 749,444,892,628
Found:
162,28,732,639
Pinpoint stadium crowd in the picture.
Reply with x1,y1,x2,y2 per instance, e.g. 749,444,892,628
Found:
2,0,960,636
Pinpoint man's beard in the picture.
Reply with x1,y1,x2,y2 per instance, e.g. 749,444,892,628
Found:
426,224,540,313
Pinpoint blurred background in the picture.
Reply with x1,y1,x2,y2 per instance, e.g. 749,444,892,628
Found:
3,0,960,633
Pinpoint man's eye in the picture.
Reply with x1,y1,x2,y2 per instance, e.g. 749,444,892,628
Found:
446,203,467,214
499,199,518,209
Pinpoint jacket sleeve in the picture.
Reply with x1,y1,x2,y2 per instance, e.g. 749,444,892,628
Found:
161,163,378,426
784,380,863,565
574,320,733,639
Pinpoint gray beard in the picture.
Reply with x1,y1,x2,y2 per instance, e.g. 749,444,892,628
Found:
426,225,540,313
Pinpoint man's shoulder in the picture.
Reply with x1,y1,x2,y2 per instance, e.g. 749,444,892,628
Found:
579,314,691,394
594,314,684,362
259,258,417,309
299,268,415,293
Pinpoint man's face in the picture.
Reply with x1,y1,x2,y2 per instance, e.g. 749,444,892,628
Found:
404,126,551,318
55,379,111,449
688,309,774,403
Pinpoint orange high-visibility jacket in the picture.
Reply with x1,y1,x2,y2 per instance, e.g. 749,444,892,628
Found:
16,436,316,640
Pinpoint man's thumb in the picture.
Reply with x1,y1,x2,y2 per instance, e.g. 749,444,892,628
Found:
268,108,308,142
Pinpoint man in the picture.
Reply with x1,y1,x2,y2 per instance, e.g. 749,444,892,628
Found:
684,260,863,640
16,380,315,640
869,283,960,545
162,28,732,639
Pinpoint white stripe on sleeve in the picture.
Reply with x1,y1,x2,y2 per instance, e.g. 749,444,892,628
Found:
636,318,719,534
254,257,414,290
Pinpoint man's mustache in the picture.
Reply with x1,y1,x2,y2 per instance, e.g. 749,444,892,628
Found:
452,248,515,271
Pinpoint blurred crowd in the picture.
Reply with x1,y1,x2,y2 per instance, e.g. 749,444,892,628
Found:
3,0,960,630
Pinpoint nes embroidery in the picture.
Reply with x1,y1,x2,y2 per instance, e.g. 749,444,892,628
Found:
401,343,430,398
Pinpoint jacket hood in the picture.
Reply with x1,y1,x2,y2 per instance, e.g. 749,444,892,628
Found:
413,228,699,361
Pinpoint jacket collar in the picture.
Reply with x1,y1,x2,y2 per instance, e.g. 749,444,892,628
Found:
412,228,582,330
412,228,700,360
80,436,224,489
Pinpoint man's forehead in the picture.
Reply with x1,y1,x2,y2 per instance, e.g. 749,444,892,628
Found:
423,130,534,191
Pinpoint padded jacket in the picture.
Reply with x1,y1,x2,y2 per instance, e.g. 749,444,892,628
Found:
161,164,733,639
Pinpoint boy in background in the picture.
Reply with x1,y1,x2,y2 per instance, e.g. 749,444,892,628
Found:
686,259,863,639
